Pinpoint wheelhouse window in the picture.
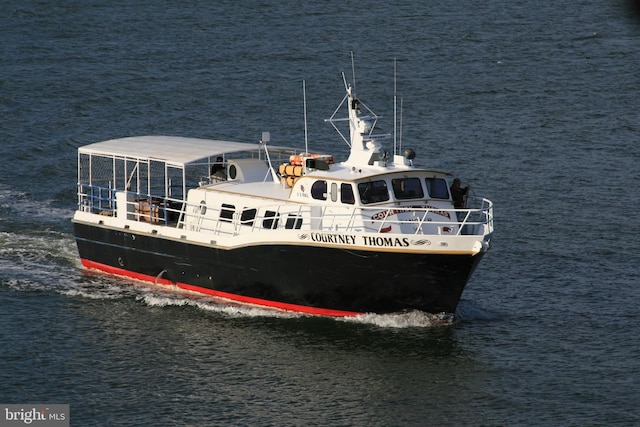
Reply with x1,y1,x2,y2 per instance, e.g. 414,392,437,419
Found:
340,183,355,204
311,180,327,200
391,177,424,200
425,178,449,199
358,180,389,204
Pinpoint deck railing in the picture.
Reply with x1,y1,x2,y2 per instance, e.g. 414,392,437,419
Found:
78,185,182,225
78,184,116,214
78,185,493,238
179,197,493,237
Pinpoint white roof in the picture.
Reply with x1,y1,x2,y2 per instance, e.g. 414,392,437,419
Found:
78,136,290,166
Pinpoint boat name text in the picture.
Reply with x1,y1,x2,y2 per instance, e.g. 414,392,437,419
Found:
370,206,451,221
310,233,356,245
308,232,410,248
425,205,451,220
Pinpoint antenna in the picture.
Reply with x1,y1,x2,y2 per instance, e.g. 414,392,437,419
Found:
350,51,356,92
393,58,397,156
399,97,403,154
303,80,309,154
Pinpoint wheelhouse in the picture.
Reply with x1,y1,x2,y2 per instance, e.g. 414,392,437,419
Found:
299,172,453,207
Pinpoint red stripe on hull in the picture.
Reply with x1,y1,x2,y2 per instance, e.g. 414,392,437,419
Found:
80,258,361,318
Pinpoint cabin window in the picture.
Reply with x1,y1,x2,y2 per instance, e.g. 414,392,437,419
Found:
240,208,257,226
391,177,424,200
425,178,449,199
311,180,327,200
220,203,235,222
358,180,389,204
341,183,355,204
262,210,279,229
285,214,303,229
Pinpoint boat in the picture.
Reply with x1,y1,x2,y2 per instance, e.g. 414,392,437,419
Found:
72,65,494,317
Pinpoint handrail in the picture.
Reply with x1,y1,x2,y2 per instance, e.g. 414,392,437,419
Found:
77,184,116,214
77,185,184,225
178,196,493,238
77,183,493,238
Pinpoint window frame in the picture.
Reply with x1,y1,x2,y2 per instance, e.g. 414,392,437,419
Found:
357,180,390,204
391,177,424,200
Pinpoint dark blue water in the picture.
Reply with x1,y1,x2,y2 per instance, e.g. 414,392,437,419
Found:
2,1,640,425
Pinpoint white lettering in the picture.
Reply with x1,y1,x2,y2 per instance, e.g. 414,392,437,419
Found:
4,408,46,424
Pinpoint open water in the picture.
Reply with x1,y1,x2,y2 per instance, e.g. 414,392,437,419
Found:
2,1,640,426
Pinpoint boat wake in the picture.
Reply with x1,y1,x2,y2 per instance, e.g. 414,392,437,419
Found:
135,288,301,319
0,186,74,225
0,229,80,285
60,270,458,328
343,311,455,328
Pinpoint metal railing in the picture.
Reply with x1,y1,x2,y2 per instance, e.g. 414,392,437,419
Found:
77,185,183,225
78,184,116,215
179,196,494,238
78,185,493,238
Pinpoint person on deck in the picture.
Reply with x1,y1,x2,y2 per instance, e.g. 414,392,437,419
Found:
210,156,226,181
450,178,470,221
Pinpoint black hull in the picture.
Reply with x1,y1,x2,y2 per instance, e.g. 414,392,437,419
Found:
73,222,483,316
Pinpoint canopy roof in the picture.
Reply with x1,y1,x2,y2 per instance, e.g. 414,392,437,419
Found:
78,136,295,167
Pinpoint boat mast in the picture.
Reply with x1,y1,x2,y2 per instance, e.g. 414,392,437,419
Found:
325,55,402,167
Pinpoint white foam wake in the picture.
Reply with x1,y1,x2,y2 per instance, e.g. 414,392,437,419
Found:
137,290,300,319
343,310,455,328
